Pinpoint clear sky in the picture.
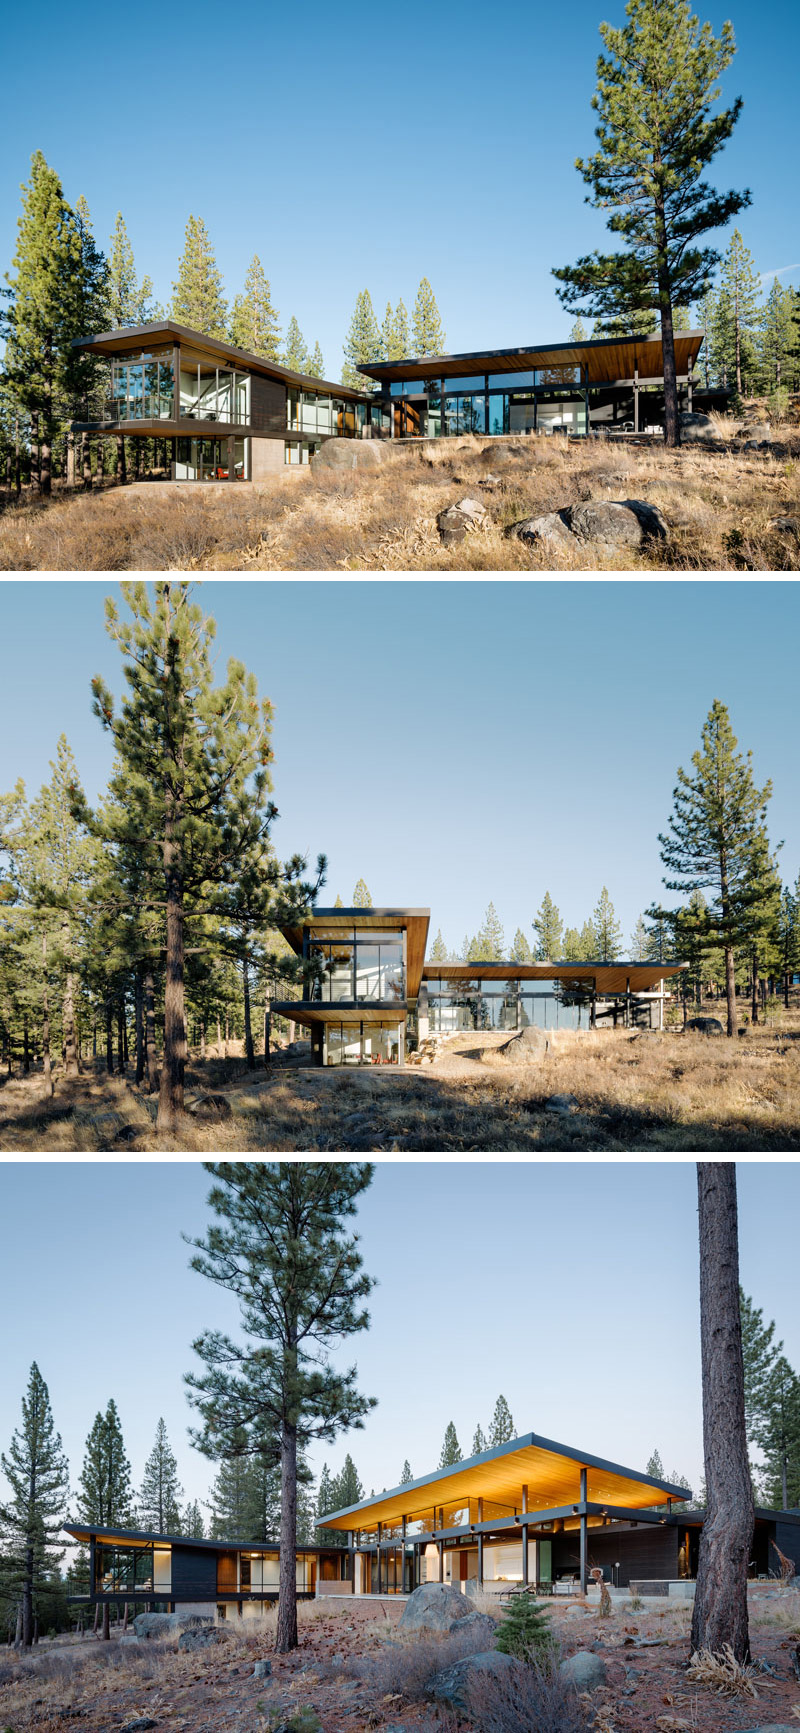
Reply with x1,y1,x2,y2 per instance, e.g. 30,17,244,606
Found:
0,1161,798,1526
0,578,797,952
1,0,798,378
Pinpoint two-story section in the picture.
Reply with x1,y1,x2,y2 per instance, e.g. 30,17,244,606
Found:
71,320,376,479
272,907,431,1066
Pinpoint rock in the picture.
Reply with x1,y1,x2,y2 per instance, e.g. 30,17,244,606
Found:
455,1610,496,1646
437,497,487,545
118,1633,140,1646
769,515,799,536
133,1613,176,1639
496,1025,550,1063
478,473,504,488
678,412,717,442
686,1017,724,1036
253,1658,272,1679
311,438,385,470
741,422,772,443
121,1721,158,1733
178,1625,228,1651
430,1649,515,1710
545,1093,580,1116
569,498,668,548
505,510,573,549
187,1092,233,1121
400,1583,478,1634
560,1650,608,1691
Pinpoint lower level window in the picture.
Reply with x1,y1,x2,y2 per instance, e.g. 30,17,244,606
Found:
324,1022,402,1065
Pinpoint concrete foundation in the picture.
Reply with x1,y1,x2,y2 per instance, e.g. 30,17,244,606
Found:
251,436,286,479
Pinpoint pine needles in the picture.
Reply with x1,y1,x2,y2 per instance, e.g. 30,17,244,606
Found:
686,1643,759,1697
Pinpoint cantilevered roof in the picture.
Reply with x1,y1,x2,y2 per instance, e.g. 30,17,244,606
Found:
63,1522,320,1553
360,331,704,389
319,1431,692,1531
73,320,371,402
424,962,686,994
280,908,431,1000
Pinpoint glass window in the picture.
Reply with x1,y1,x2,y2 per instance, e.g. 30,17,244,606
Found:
488,393,507,435
535,364,581,386
158,359,174,416
442,374,485,391
488,370,533,388
355,944,381,1000
379,943,404,1001
128,362,143,417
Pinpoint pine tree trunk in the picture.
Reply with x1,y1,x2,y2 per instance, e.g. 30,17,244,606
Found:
22,1537,34,1647
23,1014,30,1075
41,933,53,1097
724,944,737,1038
690,1164,753,1661
15,1605,23,1647
66,426,75,487
82,430,92,491
93,1602,100,1635
751,951,759,1025
217,1015,222,1054
224,1012,229,1058
62,942,80,1076
135,971,145,1084
117,1000,126,1074
654,198,680,448
102,1604,110,1641
243,958,255,1067
144,970,159,1092
276,1416,299,1652
116,435,127,485
157,801,186,1133
105,994,114,1074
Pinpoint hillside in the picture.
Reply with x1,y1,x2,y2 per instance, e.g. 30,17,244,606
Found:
1,420,798,572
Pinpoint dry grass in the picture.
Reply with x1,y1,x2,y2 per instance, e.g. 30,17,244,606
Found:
1,1010,799,1151
685,1644,759,1698
1,427,798,570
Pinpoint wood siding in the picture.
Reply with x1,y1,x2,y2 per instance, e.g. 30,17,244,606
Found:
552,1524,679,1586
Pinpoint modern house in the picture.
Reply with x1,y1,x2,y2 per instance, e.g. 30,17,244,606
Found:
268,906,687,1067
71,323,707,478
64,1430,800,1616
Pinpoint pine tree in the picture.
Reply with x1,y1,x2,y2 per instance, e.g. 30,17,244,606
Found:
0,1364,69,1648
532,893,563,962
578,919,598,960
759,277,794,393
696,287,718,388
411,279,445,356
335,1454,364,1509
438,1422,462,1468
562,926,583,962
399,1458,413,1483
428,928,448,963
552,0,749,446
228,255,281,359
352,879,373,907
341,290,381,388
510,927,533,963
107,214,154,327
315,1462,341,1545
645,1448,664,1479
77,1400,133,1529
5,152,83,493
138,1419,184,1534
569,317,588,342
472,1424,487,1455
487,1395,515,1446
185,1163,376,1653
181,1499,206,1539
171,216,227,338
739,1288,782,1445
776,878,800,1010
716,230,761,396
756,1359,800,1511
79,584,320,1133
306,341,325,379
630,915,650,960
653,699,774,1036
592,888,623,962
207,1449,257,1538
282,316,309,373
393,299,410,357
474,902,505,961
496,1594,554,1663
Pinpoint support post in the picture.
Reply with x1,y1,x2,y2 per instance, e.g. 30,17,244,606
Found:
522,1528,528,1586
437,1540,443,1584
478,1533,484,1587
579,1468,588,1595
634,366,639,434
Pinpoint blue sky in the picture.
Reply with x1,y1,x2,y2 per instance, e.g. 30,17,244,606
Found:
0,1161,798,1520
0,579,797,952
2,0,798,377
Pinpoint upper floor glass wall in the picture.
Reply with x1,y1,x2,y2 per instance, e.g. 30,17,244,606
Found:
287,391,365,436
180,363,250,424
424,977,594,1031
95,1543,171,1594
307,929,405,1003
110,353,174,420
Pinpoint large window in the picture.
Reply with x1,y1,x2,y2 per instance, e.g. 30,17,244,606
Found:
96,1543,169,1595
324,1021,402,1066
110,353,174,420
425,977,595,1031
309,930,405,1004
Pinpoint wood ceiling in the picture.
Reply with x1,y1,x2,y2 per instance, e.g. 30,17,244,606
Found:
425,963,686,993
280,909,431,998
362,332,705,388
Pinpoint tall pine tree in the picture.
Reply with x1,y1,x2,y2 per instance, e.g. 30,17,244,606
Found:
532,892,563,962
138,1419,184,1533
0,1364,69,1648
341,290,381,388
171,216,227,338
411,279,445,356
553,0,749,446
228,256,281,359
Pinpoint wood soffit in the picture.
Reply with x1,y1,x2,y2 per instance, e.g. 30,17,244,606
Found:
361,333,705,387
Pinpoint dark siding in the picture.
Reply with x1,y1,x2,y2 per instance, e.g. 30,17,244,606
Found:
172,1544,218,1602
250,374,286,433
552,1525,679,1586
774,1520,800,1575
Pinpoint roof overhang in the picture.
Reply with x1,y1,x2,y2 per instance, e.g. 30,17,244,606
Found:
280,908,431,1000
63,1522,322,1553
72,320,370,401
318,1431,692,1532
360,332,705,389
423,963,687,994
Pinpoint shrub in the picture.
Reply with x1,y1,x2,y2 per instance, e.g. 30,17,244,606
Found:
342,1624,483,1701
495,1594,555,1665
466,1657,587,1733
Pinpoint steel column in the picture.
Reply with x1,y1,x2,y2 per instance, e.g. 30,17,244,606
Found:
580,1468,588,1594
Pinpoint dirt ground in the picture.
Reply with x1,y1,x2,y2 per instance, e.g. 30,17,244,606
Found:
1,1589,798,1733
1,1019,798,1153
1,423,798,571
